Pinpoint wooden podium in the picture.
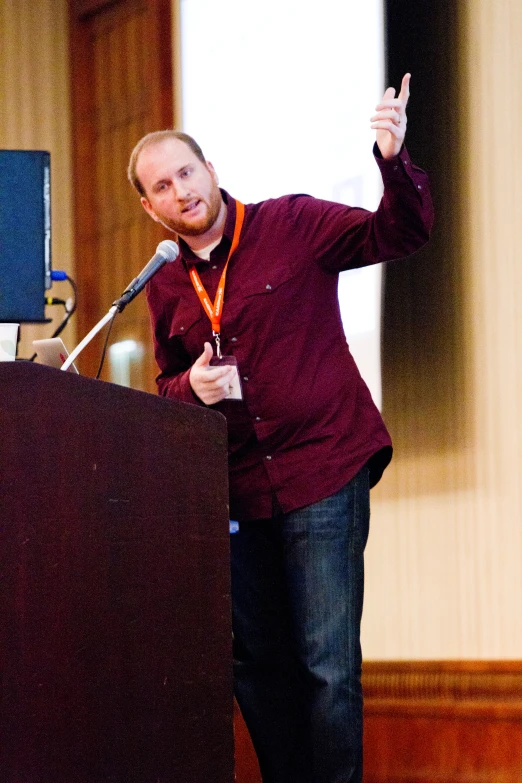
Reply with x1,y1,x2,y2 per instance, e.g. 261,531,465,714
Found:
0,362,234,783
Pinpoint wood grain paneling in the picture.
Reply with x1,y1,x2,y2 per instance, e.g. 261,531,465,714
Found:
234,661,522,783
364,661,522,783
69,0,173,387
0,0,74,359
363,0,522,661
234,700,261,783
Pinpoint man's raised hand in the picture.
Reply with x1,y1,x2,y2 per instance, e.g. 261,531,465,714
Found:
371,73,411,159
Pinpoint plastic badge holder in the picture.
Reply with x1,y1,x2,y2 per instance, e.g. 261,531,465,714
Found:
209,355,243,400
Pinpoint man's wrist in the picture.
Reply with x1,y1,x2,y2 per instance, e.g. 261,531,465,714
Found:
374,141,404,160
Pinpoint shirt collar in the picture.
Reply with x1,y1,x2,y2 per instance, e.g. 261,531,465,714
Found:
179,189,235,267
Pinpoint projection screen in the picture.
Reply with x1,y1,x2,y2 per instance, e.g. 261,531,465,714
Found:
180,0,385,408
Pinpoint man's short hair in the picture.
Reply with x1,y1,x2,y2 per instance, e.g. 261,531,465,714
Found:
127,129,206,197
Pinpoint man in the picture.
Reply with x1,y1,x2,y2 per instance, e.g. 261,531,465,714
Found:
128,73,433,783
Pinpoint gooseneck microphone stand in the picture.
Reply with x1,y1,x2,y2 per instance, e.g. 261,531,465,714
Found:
60,240,179,373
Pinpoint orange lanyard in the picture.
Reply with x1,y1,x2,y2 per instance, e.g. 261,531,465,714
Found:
188,200,245,357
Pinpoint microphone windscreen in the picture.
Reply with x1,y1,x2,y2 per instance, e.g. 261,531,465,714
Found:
156,240,179,262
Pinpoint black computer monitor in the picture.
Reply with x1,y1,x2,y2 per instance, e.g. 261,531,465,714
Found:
0,150,52,322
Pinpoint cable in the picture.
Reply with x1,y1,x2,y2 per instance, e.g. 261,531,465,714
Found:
95,310,117,379
28,273,78,361
51,274,77,339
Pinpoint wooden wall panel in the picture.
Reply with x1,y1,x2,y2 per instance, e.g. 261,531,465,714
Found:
234,662,522,783
0,0,74,359
69,0,173,388
234,701,261,783
363,661,522,783
363,0,522,661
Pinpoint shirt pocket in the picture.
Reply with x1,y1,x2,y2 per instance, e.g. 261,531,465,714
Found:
167,299,201,336
238,260,300,302
166,298,205,357
237,260,309,327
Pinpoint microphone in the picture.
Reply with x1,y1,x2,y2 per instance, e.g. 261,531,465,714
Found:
112,239,179,312
61,239,179,372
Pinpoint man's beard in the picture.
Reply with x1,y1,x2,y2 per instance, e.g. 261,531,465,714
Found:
159,188,223,237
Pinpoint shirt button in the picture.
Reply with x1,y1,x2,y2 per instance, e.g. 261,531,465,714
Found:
212,265,217,269
265,284,272,290
255,416,261,422
417,184,422,190
265,455,272,461
243,376,249,382
231,337,238,342
180,326,185,331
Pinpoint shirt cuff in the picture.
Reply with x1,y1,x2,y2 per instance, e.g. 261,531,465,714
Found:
161,368,205,406
374,143,426,192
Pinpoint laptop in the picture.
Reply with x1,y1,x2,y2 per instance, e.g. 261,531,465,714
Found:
32,337,79,373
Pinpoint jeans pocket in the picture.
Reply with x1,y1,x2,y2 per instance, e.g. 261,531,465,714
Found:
350,464,370,555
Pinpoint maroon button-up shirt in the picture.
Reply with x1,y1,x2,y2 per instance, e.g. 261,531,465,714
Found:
146,146,434,521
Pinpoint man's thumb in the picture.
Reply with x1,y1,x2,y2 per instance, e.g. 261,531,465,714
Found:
194,341,213,367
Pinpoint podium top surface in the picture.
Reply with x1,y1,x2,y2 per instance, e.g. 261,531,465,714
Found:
0,360,226,433
0,361,229,531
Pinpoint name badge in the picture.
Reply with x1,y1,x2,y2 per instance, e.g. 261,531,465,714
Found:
209,355,243,400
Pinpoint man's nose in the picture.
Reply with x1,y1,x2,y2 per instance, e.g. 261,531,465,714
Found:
173,180,191,201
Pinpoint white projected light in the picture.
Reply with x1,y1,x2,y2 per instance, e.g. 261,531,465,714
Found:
181,0,384,408
109,340,144,388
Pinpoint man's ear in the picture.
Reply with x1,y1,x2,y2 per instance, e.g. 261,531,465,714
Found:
141,196,160,222
206,161,219,185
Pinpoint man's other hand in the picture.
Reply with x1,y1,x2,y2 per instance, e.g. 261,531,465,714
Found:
190,342,237,405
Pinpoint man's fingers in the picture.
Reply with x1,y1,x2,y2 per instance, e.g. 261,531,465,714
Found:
377,74,410,110
398,72,411,103
214,367,237,386
371,120,402,137
199,365,235,384
375,98,402,111
371,109,401,124
190,343,239,404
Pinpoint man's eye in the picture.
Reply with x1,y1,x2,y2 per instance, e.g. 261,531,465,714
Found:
180,168,192,178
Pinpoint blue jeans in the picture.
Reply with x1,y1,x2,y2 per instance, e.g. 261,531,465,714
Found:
231,465,370,783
